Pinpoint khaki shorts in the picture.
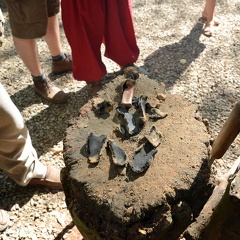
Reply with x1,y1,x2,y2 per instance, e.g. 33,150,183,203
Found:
5,0,60,39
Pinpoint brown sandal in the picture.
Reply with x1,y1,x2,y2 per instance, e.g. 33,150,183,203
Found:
28,166,62,189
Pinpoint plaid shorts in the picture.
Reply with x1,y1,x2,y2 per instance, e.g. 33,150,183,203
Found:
5,0,59,39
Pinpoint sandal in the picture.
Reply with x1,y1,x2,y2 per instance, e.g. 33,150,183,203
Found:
197,17,220,26
28,166,62,189
198,17,220,26
203,24,214,37
202,18,220,37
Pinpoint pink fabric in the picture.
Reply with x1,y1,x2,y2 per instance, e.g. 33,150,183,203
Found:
61,0,139,82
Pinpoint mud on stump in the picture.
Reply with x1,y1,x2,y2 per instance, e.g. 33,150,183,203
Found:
62,74,213,240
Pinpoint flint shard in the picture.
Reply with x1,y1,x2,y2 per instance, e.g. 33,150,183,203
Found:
116,106,139,136
88,133,107,163
149,108,168,120
138,95,148,123
129,141,157,173
108,140,128,166
145,126,162,147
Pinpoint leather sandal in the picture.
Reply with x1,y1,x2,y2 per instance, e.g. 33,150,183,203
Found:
28,166,62,189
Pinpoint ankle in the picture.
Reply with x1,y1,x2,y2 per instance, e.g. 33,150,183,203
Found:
52,52,66,62
32,73,46,83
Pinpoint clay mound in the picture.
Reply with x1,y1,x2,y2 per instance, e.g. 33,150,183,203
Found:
63,75,211,240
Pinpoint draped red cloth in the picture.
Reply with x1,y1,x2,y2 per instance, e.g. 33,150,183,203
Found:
61,0,139,82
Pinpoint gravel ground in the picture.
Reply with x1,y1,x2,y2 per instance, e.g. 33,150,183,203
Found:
0,0,240,239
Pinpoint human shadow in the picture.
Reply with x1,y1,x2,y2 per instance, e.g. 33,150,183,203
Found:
9,71,119,158
142,22,206,88
9,86,88,159
0,172,62,213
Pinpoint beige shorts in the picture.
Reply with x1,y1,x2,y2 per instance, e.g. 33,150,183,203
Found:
5,0,60,39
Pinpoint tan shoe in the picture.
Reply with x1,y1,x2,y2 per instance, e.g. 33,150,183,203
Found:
28,166,62,189
0,209,9,232
52,55,72,75
34,77,68,103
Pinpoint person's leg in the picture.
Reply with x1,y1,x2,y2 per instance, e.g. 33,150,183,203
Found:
12,37,68,103
13,37,42,76
0,83,47,186
0,84,62,188
104,0,139,67
43,14,72,74
5,0,68,102
61,0,106,82
43,15,62,57
202,0,217,23
202,0,219,36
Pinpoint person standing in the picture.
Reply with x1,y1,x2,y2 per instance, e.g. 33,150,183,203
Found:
0,83,62,231
61,0,140,94
4,0,72,103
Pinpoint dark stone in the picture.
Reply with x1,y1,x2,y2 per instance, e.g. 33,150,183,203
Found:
129,141,157,173
108,140,128,166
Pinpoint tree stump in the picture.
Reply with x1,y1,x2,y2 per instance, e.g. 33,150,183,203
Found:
182,157,240,240
62,75,212,240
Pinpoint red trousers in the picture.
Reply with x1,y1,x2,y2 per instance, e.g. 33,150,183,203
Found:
61,0,140,82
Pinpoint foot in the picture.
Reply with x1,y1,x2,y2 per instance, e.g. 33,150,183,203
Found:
202,18,220,37
203,23,214,37
52,54,72,75
34,77,68,103
199,16,220,26
0,209,9,232
28,166,62,189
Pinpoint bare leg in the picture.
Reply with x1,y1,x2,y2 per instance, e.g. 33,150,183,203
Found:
202,0,216,23
13,37,42,76
13,31,68,103
202,0,219,36
43,15,63,57
12,15,68,103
